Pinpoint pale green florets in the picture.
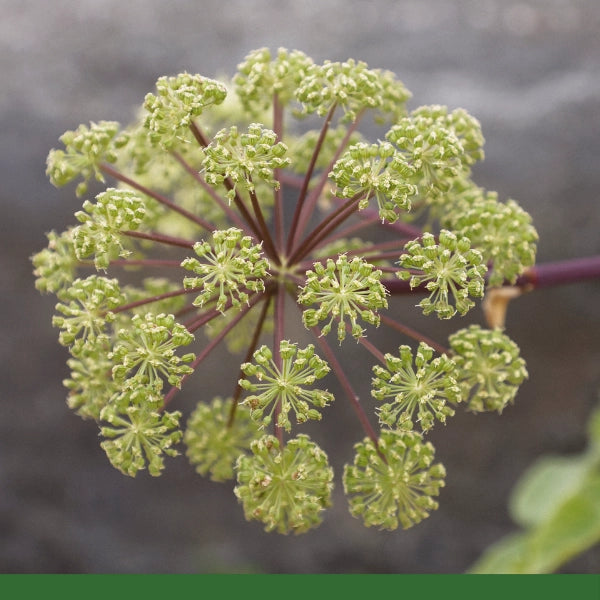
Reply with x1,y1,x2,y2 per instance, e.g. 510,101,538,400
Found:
52,275,124,352
234,47,314,114
72,188,146,270
448,325,528,413
239,341,333,431
184,397,260,482
143,73,228,149
398,230,487,319
372,342,461,433
234,434,334,534
297,59,394,122
202,123,291,201
299,254,388,342
330,141,417,223
100,401,182,477
343,429,446,530
110,312,195,389
45,120,128,197
64,346,118,421
32,229,79,295
386,109,469,201
444,197,538,286
181,227,269,313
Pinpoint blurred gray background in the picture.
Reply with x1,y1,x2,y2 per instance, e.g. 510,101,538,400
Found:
1,0,599,573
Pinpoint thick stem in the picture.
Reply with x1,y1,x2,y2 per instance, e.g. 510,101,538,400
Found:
516,255,600,289
99,163,215,231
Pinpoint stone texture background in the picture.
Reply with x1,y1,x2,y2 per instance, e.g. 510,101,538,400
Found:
1,0,599,573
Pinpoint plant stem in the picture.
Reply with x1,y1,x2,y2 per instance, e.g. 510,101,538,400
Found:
228,292,273,427
289,194,363,264
516,255,600,289
111,286,196,315
122,229,196,249
272,93,285,253
99,163,215,231
286,102,338,254
379,314,450,354
171,150,250,234
247,184,280,264
163,292,263,408
273,283,286,447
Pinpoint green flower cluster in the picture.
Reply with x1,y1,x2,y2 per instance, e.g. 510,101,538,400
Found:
343,429,446,530
34,47,535,535
46,120,128,197
449,325,528,413
181,227,269,312
372,343,461,432
235,434,334,534
398,230,487,318
240,341,333,431
73,188,146,269
299,254,388,342
143,73,228,149
202,123,290,201
185,397,260,482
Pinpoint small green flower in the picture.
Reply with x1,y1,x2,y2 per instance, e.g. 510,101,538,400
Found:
234,47,314,115
372,342,461,432
410,105,485,166
110,312,195,389
299,254,388,342
448,325,528,413
398,230,487,319
343,429,446,530
386,110,467,199
202,123,290,201
73,188,147,270
100,402,182,477
52,275,124,350
181,227,269,313
240,341,333,431
234,434,334,534
143,73,228,149
329,141,417,222
297,59,388,122
445,197,538,286
184,397,260,482
64,344,118,421
32,229,79,295
46,120,128,196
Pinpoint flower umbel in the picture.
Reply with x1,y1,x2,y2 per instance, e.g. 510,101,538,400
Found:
240,341,333,431
398,230,487,319
372,342,461,432
234,434,334,534
181,227,269,312
299,254,388,342
343,429,446,530
35,48,538,535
